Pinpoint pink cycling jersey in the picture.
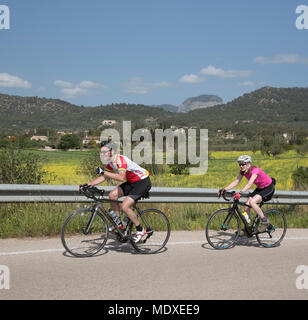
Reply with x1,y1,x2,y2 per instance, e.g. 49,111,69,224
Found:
243,166,272,189
106,154,150,184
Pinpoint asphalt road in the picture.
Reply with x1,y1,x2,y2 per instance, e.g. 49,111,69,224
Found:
0,229,308,300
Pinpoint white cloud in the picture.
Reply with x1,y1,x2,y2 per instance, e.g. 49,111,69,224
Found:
254,54,308,64
152,81,173,87
0,73,31,88
79,80,105,89
178,74,204,83
200,65,250,78
54,79,105,98
61,87,87,97
239,81,254,87
123,78,174,94
54,80,73,88
124,77,149,94
37,86,46,92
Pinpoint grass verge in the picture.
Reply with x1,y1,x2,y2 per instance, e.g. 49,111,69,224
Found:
0,202,307,238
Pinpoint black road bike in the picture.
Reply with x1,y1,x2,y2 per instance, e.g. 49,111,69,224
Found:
61,185,171,257
205,191,287,249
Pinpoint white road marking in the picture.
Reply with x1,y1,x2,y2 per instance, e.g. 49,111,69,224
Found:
0,248,64,256
0,237,307,256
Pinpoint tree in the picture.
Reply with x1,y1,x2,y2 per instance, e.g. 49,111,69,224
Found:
295,142,308,157
0,136,9,148
58,134,82,150
260,135,287,158
248,140,260,154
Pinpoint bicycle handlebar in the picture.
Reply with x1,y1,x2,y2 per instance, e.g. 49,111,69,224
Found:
221,190,253,208
222,191,236,201
80,185,105,201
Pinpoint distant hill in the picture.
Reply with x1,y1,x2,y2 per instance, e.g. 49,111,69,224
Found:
171,86,308,134
154,104,178,112
1,87,308,137
178,94,223,113
0,93,175,132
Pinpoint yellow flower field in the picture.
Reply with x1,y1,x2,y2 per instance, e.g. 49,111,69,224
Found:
43,150,308,190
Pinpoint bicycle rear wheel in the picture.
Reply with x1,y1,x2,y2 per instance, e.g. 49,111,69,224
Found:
129,208,171,254
61,208,109,257
205,208,240,249
256,209,287,248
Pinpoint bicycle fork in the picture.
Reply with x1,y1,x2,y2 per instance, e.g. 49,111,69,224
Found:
221,209,234,231
83,209,98,235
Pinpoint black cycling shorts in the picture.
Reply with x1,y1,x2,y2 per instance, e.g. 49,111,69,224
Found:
250,182,275,202
119,177,151,201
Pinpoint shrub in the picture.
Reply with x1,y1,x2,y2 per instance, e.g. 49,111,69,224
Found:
292,166,308,190
76,149,101,179
0,148,55,184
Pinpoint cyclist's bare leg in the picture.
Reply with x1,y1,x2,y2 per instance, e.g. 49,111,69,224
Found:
248,194,265,219
244,197,252,216
121,197,140,226
108,186,124,217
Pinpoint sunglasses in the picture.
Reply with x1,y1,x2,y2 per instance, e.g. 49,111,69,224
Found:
100,150,111,155
238,163,247,166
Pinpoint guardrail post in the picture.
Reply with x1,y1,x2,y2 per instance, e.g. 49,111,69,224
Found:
288,204,296,212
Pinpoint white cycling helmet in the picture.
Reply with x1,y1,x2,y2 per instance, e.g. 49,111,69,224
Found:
237,155,252,163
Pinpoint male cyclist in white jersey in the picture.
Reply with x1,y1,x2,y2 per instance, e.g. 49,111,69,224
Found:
80,140,151,243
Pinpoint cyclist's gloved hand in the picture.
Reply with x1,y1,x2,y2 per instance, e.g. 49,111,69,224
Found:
234,192,241,200
79,183,88,193
95,167,105,175
218,188,225,198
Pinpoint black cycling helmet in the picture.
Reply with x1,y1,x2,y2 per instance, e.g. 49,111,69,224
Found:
100,140,118,153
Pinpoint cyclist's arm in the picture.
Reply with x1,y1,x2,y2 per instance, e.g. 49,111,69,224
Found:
241,174,257,193
104,155,127,182
88,175,106,186
103,170,126,182
224,173,243,190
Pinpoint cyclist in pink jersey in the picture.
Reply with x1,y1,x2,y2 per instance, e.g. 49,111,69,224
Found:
80,140,151,243
218,155,275,235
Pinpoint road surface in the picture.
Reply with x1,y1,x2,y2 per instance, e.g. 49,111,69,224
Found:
0,229,308,300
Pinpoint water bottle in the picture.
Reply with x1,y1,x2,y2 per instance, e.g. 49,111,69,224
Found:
109,210,123,228
122,216,130,228
242,212,251,224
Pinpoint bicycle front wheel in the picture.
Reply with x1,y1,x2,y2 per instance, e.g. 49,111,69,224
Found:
129,208,171,254
61,208,109,257
256,209,287,248
205,208,240,249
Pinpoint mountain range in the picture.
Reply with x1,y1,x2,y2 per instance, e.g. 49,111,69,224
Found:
0,87,308,136
154,94,223,113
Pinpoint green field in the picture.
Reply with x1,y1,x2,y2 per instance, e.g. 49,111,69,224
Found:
1,149,308,238
39,149,308,190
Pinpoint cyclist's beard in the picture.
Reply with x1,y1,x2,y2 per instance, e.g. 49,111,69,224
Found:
100,155,112,165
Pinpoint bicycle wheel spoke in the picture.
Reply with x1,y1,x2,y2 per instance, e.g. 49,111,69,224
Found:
61,209,108,257
130,209,171,254
256,209,287,248
206,209,240,249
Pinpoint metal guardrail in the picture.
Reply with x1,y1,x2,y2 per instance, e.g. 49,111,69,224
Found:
0,184,308,205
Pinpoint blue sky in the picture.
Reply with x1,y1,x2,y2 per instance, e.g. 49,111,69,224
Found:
0,0,308,106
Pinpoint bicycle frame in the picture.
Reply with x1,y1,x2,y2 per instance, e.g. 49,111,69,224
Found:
85,198,143,242
224,199,261,237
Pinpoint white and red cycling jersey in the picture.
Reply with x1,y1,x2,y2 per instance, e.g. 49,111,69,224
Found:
105,154,150,184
